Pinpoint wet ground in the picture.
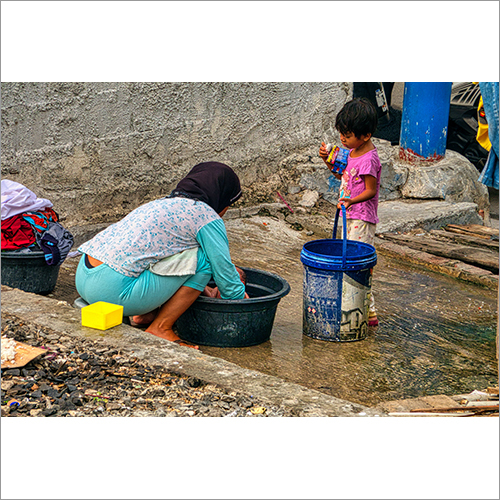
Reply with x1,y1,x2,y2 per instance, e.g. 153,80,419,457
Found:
215,216,498,407
50,212,498,408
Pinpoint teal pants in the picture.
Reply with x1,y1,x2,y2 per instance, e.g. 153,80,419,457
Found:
75,253,212,317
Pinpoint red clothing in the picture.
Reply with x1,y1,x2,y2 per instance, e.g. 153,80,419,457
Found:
21,207,59,233
1,208,59,250
1,215,36,250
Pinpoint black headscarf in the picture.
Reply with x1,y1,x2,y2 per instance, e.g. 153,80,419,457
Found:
171,162,242,214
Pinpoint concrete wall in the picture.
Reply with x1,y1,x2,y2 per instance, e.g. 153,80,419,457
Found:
1,82,350,226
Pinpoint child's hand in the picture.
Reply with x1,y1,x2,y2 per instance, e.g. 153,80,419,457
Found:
319,142,330,161
337,198,352,210
320,143,341,178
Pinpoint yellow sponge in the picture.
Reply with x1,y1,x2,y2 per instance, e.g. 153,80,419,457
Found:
81,301,124,330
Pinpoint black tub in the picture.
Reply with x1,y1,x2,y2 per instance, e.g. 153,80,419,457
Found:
1,250,60,295
175,267,290,347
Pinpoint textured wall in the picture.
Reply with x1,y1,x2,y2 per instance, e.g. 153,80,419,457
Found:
1,82,350,225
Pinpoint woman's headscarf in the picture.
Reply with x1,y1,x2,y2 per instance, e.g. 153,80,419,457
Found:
171,162,242,214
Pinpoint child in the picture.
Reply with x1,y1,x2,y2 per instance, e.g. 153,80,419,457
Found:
202,266,249,299
319,97,382,327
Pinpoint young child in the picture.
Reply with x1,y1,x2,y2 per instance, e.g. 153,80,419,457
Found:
202,266,249,299
319,97,382,327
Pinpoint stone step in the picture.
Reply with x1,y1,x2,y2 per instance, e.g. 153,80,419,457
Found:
377,200,482,235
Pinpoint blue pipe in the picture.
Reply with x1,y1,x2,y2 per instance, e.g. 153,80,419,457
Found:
399,82,452,164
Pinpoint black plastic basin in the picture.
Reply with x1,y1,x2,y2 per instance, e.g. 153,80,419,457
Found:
1,250,60,295
175,267,290,347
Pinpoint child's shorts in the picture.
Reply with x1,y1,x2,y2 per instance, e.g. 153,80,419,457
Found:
75,250,212,317
346,219,376,246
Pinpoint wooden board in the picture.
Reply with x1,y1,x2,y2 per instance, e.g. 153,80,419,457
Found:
379,233,499,273
429,229,499,250
1,340,46,369
445,224,499,239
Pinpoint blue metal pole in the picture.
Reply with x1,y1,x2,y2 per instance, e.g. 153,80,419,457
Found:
399,82,453,164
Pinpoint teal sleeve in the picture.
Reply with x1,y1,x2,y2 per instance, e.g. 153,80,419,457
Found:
196,219,246,300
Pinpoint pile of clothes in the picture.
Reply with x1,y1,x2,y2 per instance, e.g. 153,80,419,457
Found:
1,180,74,266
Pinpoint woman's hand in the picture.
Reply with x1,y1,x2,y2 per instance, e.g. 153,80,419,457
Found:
204,285,248,299
203,286,219,298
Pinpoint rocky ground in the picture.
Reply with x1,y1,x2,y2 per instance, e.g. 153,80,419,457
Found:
1,315,294,418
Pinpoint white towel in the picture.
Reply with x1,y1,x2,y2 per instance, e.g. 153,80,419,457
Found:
1,179,53,220
149,247,199,276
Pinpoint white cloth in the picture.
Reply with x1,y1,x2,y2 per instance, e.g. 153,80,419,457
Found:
1,179,53,220
149,247,199,276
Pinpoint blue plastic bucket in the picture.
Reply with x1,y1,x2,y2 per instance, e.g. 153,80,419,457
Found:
300,206,377,342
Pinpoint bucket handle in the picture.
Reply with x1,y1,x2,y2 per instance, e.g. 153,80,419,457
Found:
332,204,347,269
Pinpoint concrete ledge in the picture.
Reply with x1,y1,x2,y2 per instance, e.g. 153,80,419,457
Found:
1,286,384,417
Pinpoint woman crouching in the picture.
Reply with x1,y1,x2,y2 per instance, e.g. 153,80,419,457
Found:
75,162,247,349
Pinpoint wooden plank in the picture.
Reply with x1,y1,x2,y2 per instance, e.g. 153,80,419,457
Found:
446,223,499,235
461,401,500,408
445,224,499,238
453,389,499,401
445,226,492,240
380,234,499,273
388,412,474,417
429,229,499,250
410,405,499,413
465,224,499,236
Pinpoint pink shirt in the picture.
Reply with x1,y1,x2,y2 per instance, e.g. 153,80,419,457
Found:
340,148,381,224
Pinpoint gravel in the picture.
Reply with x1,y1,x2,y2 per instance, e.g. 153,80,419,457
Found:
1,315,294,418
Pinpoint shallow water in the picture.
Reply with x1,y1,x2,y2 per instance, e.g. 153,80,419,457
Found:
199,216,499,407
52,215,498,407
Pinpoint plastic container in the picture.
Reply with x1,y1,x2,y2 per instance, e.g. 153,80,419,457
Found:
300,206,377,342
1,250,60,295
325,145,350,174
175,267,290,347
81,301,124,330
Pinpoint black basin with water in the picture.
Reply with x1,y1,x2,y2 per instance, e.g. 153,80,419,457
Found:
175,267,290,347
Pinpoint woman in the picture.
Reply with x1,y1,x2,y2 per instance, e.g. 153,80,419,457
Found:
75,162,246,349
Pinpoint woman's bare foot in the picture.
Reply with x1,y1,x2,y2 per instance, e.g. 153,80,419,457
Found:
145,325,199,349
141,286,202,349
130,309,158,326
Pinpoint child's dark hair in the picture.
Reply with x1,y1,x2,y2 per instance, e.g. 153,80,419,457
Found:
335,97,378,138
